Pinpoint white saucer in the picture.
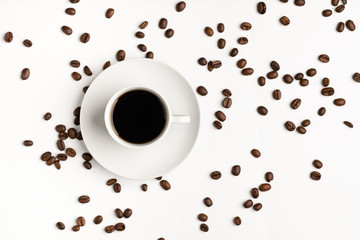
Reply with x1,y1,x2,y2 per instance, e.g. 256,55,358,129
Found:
80,59,200,179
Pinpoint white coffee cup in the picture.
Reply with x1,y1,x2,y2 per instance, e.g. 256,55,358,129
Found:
104,86,190,148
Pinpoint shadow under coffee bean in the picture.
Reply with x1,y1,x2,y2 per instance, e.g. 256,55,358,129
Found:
112,90,166,144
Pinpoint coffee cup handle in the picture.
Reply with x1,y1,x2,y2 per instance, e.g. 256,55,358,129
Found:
171,115,190,124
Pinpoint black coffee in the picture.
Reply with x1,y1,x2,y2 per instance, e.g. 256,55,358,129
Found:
112,90,166,144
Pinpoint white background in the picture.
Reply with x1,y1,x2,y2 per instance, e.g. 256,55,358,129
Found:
1,0,360,239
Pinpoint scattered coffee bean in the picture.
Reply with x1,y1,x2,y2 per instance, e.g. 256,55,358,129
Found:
124,208,133,218
198,57,207,66
44,112,52,120
68,128,76,139
230,48,238,57
155,176,162,180
54,160,61,170
66,148,76,157
105,8,114,18
334,98,346,106
160,180,171,190
78,195,90,204
332,0,339,6
321,87,334,96
56,153,67,161
55,124,66,133
73,107,80,116
237,59,247,69
301,119,311,127
265,172,274,182
210,171,222,180
46,157,55,166
115,208,124,218
343,121,353,128
105,225,115,233
318,54,330,63
80,33,90,43
23,39,32,47
337,22,345,32
176,1,186,12
196,86,208,96
200,223,209,232
243,199,253,208
57,140,65,151
318,107,326,116
65,8,76,15
267,71,278,79
94,215,103,224
83,86,89,93
294,73,304,80
251,149,261,158
76,131,83,140
211,60,222,69
70,0,80,3
240,22,252,30
138,44,147,52
257,2,266,14
290,98,301,109
58,132,68,140
41,152,51,161
56,222,65,230
145,51,154,59
300,79,309,87
77,216,86,227
215,111,226,122
270,61,280,71
83,161,92,170
257,106,268,116
21,68,30,80
322,9,332,17
258,76,266,86
231,165,241,176
352,72,360,82
198,213,208,222
203,197,213,207
113,183,121,193
251,188,259,198
4,32,13,42
279,0,289,2
312,160,323,169
259,183,271,192
106,179,117,186
335,5,345,13
294,0,305,6
116,50,126,61
284,121,296,131
70,60,80,68
222,89,232,97
234,216,242,226
322,77,330,87
213,121,222,129
346,20,356,31
159,18,168,29
223,97,232,108
115,222,125,231
71,72,82,81
296,126,307,134
23,140,33,147
242,68,254,75
253,203,262,211
272,89,282,100
72,225,80,232
306,68,317,77
135,31,145,39
342,0,347,4
217,23,225,33
61,26,72,35
165,29,174,38
310,171,321,180
237,37,248,45
81,153,92,161
139,21,148,29
280,16,290,26
141,184,148,191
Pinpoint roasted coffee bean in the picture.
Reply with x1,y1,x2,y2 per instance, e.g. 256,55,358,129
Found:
210,171,222,180
215,111,226,122
116,50,126,61
296,126,306,134
342,0,347,4
352,73,360,82
105,225,115,233
310,171,321,180
58,132,68,140
231,165,241,176
200,223,209,232
83,161,92,170
306,68,317,77
55,124,66,133
251,188,259,198
73,106,80,116
145,51,154,59
176,1,186,12
198,57,207,66
72,225,80,232
346,20,356,31
196,86,208,96
68,128,77,139
204,27,214,36
56,222,65,230
253,203,262,211
267,71,278,79
4,32,13,42
272,89,281,100
251,149,261,158
159,18,168,29
115,208,124,218
334,98,346,106
138,44,147,52
82,153,92,161
258,76,266,86
124,208,133,218
41,152,51,161
335,5,345,13
257,106,268,116
222,89,232,97
165,29,175,38
211,60,222,68
139,21,148,29
113,183,121,193
318,54,330,63
229,48,238,57
94,215,103,224
54,160,61,170
344,121,353,128
290,98,301,109
294,0,305,6
23,39,32,47
103,61,111,70
321,87,334,96
81,66,92,77
203,197,213,207
70,0,80,3
106,179,117,186
318,107,326,116
76,131,83,140
257,2,266,14
238,37,248,45
135,31,145,39
46,157,55,166
242,68,254,75
223,97,232,108
301,119,311,127
198,213,208,222
234,216,242,226
160,180,171,190
21,68,30,80
83,86,89,93
270,61,280,71
337,22,345,32
279,0,288,2
259,183,271,192
115,222,125,231
312,160,323,169
71,72,82,81
78,195,90,204
294,73,304,80
80,33,90,43
322,77,330,87
322,9,332,17
284,121,295,131
300,79,309,87
141,184,148,191
44,112,52,120
70,60,80,68
57,140,65,151
243,199,253,208
105,8,114,18
23,140,33,146
61,26,72,35
213,121,222,129
65,8,76,15
331,0,339,6
280,16,290,26
237,59,247,68
265,172,274,182
66,148,76,157
77,216,86,227
240,22,252,30
217,23,225,33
